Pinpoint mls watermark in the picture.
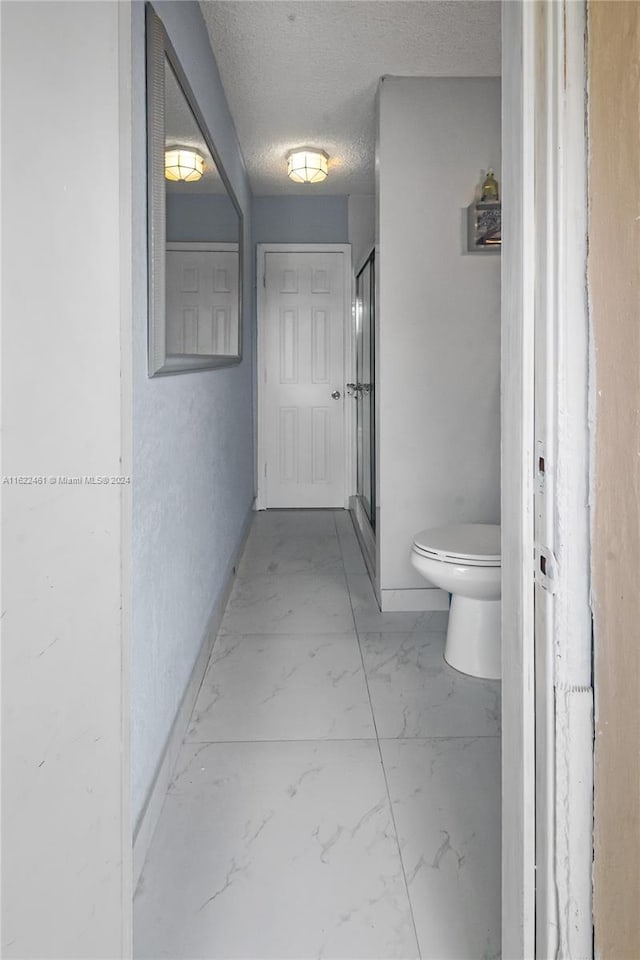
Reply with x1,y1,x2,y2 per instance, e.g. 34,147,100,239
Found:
2,476,131,486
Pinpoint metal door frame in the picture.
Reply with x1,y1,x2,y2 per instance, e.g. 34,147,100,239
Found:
353,249,376,531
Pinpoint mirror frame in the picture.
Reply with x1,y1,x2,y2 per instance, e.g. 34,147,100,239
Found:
146,5,244,376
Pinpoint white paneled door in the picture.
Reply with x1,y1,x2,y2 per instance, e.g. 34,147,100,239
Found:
260,248,348,508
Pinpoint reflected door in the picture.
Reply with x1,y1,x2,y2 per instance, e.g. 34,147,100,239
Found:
355,252,376,531
166,243,238,356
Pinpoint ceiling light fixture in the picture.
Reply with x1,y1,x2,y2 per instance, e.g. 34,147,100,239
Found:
164,147,205,182
286,147,329,184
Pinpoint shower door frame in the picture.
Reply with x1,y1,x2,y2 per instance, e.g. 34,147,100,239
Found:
346,246,377,582
354,249,376,532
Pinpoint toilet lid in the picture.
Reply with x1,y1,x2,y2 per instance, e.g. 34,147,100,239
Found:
413,523,501,566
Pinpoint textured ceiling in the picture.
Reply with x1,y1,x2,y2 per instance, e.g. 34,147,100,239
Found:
199,0,501,196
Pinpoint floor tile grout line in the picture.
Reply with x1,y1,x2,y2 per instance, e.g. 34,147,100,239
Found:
214,630,361,640
218,629,448,638
379,733,501,741
184,737,382,745
233,570,348,583
342,537,424,960
218,630,361,637
183,734,502,746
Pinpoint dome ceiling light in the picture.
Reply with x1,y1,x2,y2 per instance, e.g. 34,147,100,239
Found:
286,147,329,184
164,146,205,182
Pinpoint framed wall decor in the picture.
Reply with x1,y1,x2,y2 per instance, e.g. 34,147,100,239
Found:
146,6,243,375
468,200,502,251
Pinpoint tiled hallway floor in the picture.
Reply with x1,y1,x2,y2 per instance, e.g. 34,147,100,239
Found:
134,510,501,960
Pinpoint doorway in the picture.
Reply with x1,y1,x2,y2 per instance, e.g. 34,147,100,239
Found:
256,244,351,509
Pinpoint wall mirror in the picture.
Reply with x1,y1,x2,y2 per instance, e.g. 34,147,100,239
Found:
146,6,243,376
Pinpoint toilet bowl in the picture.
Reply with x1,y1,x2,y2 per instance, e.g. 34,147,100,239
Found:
410,523,501,680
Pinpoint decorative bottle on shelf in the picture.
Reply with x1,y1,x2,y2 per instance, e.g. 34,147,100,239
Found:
467,169,501,250
480,169,499,203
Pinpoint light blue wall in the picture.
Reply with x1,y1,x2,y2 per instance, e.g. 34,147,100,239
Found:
166,193,239,242
253,196,348,244
131,0,254,828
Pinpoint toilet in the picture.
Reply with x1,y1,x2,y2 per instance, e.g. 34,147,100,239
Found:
410,523,501,680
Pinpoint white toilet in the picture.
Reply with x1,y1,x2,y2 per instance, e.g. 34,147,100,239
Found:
410,523,501,680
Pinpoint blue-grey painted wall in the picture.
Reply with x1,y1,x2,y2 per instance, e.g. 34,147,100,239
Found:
131,0,254,828
253,196,348,244
167,193,239,242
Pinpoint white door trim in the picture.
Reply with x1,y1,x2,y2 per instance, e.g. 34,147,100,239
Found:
537,2,593,956
501,5,536,953
502,2,593,957
256,243,353,511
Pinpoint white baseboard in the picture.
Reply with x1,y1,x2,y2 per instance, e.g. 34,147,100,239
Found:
132,508,253,891
380,587,450,612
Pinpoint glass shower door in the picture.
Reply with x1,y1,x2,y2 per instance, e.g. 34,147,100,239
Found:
355,252,376,531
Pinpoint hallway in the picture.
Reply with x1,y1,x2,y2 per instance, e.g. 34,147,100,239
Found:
134,510,501,959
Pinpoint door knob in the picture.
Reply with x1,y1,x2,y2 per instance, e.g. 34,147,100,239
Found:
331,390,341,400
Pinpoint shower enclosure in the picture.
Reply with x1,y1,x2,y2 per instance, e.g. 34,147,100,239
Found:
350,249,376,571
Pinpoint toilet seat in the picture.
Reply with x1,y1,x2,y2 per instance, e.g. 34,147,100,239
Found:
412,523,501,567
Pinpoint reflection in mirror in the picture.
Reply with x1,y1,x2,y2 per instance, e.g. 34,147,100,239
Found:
164,60,239,358
147,7,243,375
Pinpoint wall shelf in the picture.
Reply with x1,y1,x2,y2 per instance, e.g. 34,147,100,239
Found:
467,200,501,252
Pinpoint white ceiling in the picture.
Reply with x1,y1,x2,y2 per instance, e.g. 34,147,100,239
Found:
199,0,501,196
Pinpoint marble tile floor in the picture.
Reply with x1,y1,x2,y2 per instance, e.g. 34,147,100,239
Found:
134,510,501,960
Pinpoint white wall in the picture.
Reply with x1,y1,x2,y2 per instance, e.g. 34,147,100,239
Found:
377,77,501,601
1,2,132,955
348,195,375,273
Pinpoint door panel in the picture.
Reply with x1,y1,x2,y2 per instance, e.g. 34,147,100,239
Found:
262,250,346,508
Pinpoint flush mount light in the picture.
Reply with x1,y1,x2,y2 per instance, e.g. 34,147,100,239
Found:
164,146,205,182
286,147,329,184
